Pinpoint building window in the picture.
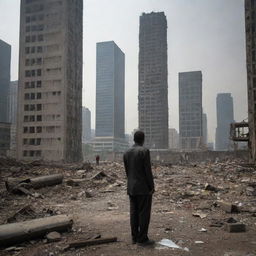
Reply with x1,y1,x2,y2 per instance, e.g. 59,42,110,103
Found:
23,138,28,146
25,36,30,42
30,115,35,122
37,93,42,99
24,105,29,111
31,46,35,53
24,93,30,100
25,82,30,89
37,46,43,53
37,69,42,76
37,81,42,87
25,70,31,77
30,104,35,111
36,58,42,65
36,126,42,133
25,59,30,66
25,47,30,54
37,115,42,121
31,81,35,88
31,70,36,77
31,93,35,100
29,127,35,133
37,104,42,111
38,34,44,41
36,138,41,145
23,151,28,157
24,116,29,122
26,26,30,32
23,127,28,133
26,16,31,23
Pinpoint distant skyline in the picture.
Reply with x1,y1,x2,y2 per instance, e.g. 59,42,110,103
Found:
0,0,247,142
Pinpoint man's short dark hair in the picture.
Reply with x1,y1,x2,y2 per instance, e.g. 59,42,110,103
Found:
134,130,145,144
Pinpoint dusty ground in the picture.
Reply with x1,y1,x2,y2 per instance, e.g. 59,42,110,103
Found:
0,159,256,255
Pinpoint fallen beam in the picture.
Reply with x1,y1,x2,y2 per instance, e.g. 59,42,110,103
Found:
66,237,117,250
0,215,73,247
5,174,64,192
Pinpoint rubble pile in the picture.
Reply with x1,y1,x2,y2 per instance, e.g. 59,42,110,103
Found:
0,158,256,255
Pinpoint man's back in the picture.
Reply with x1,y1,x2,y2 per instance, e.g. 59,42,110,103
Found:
123,144,154,195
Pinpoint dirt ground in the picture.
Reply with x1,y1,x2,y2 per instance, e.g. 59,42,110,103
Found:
0,159,256,256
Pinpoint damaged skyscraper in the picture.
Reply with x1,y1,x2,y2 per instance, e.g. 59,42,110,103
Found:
17,0,83,162
215,93,234,151
245,0,256,162
138,12,169,149
179,71,203,150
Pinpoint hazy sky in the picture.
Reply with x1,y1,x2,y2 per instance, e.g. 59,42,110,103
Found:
0,0,248,143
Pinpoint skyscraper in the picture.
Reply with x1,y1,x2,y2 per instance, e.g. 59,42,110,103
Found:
179,71,203,150
9,81,18,157
138,12,169,149
93,41,126,152
245,0,256,162
82,107,91,143
202,113,208,147
215,93,234,151
17,0,83,162
0,39,11,123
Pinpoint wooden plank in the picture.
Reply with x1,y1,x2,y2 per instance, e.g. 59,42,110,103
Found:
67,237,117,249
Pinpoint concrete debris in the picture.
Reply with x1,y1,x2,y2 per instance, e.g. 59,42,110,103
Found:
224,222,246,233
46,231,61,243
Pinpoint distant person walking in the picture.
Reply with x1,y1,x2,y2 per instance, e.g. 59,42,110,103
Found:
123,131,155,246
96,155,100,165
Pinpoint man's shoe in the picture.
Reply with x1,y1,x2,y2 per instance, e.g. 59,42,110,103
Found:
137,239,155,247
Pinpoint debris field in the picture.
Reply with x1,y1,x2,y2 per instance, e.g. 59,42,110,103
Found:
0,157,256,256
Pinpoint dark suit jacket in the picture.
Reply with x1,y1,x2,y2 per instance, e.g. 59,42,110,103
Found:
123,143,154,195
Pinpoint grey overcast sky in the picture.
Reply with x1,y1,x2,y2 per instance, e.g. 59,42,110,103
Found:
0,0,248,143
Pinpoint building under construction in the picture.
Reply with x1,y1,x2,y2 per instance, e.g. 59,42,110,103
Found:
245,0,256,163
17,0,83,162
138,12,169,149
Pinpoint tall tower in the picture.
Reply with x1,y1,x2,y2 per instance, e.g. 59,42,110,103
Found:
138,12,169,149
82,107,91,143
215,93,234,151
0,39,11,123
17,0,83,162
202,113,208,147
245,0,256,162
94,41,126,152
179,71,203,150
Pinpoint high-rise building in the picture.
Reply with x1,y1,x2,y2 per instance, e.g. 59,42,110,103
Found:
138,12,169,149
245,0,256,162
93,41,127,152
215,93,234,151
9,81,18,157
82,107,91,143
9,81,18,124
17,0,83,162
179,71,203,150
0,39,11,123
169,128,179,150
202,113,208,147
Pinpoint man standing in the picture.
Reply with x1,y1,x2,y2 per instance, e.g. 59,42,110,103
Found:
123,131,155,246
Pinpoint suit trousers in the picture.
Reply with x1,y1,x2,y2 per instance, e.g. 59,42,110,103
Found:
129,194,152,243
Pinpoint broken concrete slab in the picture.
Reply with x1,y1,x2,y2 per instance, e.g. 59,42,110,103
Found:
218,201,239,213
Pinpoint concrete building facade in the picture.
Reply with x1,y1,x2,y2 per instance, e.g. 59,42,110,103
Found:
93,41,126,152
138,12,169,149
82,107,91,143
0,39,11,123
179,71,203,150
0,122,11,156
245,0,256,162
202,113,208,147
9,81,18,157
215,93,234,151
17,0,83,162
